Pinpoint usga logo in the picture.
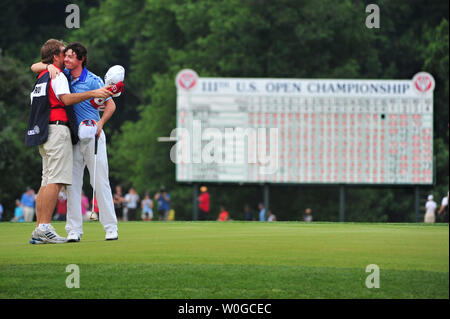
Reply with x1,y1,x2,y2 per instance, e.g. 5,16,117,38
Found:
412,72,435,94
176,69,198,90
27,125,40,136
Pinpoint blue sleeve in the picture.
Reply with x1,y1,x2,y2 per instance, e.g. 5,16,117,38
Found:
90,76,111,102
90,75,104,90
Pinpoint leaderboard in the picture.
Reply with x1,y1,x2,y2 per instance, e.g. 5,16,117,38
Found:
175,70,434,185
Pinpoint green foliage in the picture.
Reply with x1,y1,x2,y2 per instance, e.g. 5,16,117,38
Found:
0,54,41,220
0,0,100,66
422,19,449,203
424,19,449,141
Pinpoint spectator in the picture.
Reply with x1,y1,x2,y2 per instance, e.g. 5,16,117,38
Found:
258,203,266,222
124,187,140,221
141,193,154,221
304,208,313,222
424,195,437,224
11,200,24,222
438,191,449,223
0,203,3,221
267,210,277,222
244,204,254,221
155,186,171,221
54,191,67,221
217,206,230,221
81,191,89,222
113,185,124,221
21,187,36,222
198,186,210,220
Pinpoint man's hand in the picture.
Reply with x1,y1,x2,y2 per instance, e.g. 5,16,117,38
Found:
90,83,122,109
91,86,114,99
96,119,104,138
48,64,60,79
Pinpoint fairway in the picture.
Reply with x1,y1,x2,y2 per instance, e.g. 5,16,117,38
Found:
0,222,448,299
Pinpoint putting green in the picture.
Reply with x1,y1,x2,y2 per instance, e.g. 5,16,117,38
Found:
0,222,448,298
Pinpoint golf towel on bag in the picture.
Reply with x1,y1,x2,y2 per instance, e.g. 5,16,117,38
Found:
78,119,97,142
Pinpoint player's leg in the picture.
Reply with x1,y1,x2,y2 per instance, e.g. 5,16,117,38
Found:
31,147,48,242
35,186,45,226
85,131,118,239
31,126,71,244
66,142,85,241
40,183,62,222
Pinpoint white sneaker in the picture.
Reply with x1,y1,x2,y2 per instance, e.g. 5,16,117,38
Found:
67,232,81,243
35,225,68,244
29,229,45,245
105,230,118,241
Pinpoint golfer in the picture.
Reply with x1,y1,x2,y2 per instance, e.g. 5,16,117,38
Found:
31,42,119,241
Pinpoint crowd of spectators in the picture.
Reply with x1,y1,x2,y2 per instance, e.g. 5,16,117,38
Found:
2,186,448,223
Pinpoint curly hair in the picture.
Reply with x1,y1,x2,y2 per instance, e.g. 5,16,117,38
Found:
64,42,88,67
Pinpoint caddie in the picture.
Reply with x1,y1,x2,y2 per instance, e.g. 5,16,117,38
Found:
31,42,120,241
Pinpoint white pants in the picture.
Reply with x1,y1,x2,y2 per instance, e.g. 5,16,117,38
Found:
66,131,118,235
424,211,435,223
23,206,35,222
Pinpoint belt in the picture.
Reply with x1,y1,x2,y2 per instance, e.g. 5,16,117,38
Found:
49,120,69,127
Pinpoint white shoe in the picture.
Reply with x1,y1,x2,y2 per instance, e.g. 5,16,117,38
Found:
35,225,67,244
105,230,118,241
67,232,81,242
29,229,45,245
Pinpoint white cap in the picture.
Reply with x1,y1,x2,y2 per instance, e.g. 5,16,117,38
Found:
428,195,433,201
104,65,125,96
78,119,97,142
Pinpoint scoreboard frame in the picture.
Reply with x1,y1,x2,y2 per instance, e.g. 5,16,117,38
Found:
174,70,435,187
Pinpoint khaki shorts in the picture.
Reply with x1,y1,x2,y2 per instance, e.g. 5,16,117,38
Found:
39,124,73,186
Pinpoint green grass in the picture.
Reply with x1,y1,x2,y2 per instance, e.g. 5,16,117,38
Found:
0,221,448,298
